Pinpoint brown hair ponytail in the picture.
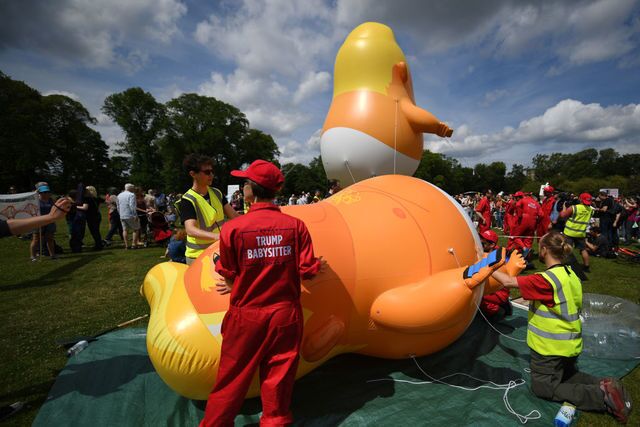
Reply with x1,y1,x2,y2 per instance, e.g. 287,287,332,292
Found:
539,231,572,261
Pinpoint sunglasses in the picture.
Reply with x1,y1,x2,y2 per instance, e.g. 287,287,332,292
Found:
199,169,214,175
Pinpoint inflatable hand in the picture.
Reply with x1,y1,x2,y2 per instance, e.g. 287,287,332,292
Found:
321,22,453,186
463,248,506,289
483,249,527,295
143,175,496,400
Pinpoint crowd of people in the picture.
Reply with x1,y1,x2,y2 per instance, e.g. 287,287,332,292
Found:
455,187,639,271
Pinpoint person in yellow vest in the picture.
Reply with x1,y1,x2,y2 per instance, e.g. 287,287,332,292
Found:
560,192,594,272
491,231,631,423
179,154,240,265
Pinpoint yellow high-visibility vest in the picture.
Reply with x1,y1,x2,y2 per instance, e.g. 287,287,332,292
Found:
527,265,583,357
181,187,225,259
563,204,592,238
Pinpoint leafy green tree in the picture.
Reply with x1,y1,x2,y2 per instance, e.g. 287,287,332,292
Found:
43,94,109,192
281,162,327,197
107,155,131,191
102,88,165,190
473,162,506,192
617,153,640,177
414,150,469,194
308,156,328,190
596,148,619,178
565,148,598,180
0,72,110,193
0,71,51,191
159,94,279,192
505,164,527,193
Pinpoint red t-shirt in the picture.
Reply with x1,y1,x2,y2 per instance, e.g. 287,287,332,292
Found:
516,274,555,307
215,202,321,308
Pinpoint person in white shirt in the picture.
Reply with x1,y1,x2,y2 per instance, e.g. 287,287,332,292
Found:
116,183,141,249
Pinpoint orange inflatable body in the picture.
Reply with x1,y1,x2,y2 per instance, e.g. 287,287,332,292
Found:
142,175,523,399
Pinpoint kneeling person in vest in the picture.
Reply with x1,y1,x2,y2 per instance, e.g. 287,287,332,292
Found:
180,154,240,265
491,231,632,424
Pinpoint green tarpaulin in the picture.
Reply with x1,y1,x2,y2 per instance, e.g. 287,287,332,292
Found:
34,309,637,426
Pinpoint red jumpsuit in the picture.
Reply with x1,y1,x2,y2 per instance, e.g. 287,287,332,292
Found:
475,196,492,234
480,248,510,318
504,199,517,236
510,196,541,252
202,202,321,427
480,288,510,317
537,195,556,239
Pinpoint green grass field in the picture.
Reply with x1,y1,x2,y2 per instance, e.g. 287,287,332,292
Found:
0,214,638,426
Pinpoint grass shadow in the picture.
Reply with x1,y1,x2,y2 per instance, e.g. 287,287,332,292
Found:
1,253,110,292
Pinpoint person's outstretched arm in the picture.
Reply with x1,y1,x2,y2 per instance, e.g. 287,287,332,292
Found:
5,198,71,237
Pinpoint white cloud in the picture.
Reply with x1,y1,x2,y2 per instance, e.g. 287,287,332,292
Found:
335,0,640,70
278,133,322,165
243,107,310,137
43,90,80,101
481,89,508,106
194,0,337,77
197,70,310,137
426,99,640,162
194,0,339,161
0,0,187,70
198,70,288,110
293,71,331,105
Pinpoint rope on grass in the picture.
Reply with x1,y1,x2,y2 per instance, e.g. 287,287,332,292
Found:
367,357,541,424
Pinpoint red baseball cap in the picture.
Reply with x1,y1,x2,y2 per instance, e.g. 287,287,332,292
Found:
513,191,524,197
231,160,284,191
543,185,554,193
579,193,593,205
480,230,498,244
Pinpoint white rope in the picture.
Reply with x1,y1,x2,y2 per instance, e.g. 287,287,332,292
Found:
448,247,462,268
474,298,526,343
344,160,356,184
367,357,541,424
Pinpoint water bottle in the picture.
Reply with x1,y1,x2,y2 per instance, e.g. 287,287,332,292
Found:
554,402,576,427
67,340,89,357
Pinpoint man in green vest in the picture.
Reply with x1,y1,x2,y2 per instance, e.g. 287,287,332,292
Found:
179,154,239,265
491,231,631,423
560,192,594,272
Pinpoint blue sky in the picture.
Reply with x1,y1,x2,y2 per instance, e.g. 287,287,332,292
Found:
1,0,639,168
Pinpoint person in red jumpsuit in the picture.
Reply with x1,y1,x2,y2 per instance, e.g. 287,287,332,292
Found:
509,191,541,257
503,194,517,237
201,160,325,427
475,189,493,234
478,230,512,322
537,186,556,240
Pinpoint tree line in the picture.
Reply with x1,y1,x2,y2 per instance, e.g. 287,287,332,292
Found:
1,71,638,197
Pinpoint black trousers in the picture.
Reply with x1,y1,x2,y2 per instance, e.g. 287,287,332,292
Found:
86,215,102,249
104,211,122,241
529,349,606,411
69,215,86,253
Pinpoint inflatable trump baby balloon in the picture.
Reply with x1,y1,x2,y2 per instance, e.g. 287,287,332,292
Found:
321,22,453,186
142,175,525,399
